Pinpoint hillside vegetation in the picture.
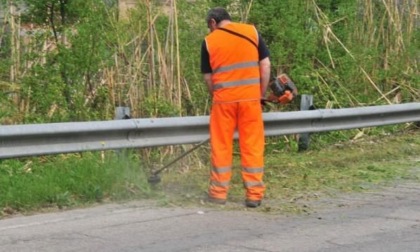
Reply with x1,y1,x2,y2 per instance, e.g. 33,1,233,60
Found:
0,0,418,123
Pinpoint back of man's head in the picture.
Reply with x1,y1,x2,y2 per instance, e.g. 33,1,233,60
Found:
206,7,231,25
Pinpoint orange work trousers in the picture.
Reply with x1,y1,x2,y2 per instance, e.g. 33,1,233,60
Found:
208,100,265,201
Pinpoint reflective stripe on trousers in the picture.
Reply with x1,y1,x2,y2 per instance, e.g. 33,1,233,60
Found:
208,100,265,201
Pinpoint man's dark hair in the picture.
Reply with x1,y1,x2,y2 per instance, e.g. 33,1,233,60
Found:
206,7,231,25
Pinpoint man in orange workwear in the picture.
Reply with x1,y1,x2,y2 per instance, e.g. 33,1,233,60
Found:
201,7,271,208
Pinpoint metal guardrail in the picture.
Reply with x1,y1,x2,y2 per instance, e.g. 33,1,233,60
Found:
1,103,420,159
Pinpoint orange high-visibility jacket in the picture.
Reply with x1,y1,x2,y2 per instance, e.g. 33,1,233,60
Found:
205,23,261,102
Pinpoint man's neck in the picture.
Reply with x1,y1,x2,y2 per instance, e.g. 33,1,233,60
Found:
217,20,231,28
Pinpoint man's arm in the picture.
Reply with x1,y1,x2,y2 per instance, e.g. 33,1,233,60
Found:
203,73,213,96
259,57,271,98
257,33,271,98
201,41,213,96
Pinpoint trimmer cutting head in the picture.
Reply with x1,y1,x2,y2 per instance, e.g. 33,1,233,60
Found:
147,174,162,185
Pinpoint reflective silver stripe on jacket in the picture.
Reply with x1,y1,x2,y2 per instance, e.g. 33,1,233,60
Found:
244,181,265,188
242,167,264,174
213,61,259,74
212,166,232,174
213,78,260,90
211,181,230,187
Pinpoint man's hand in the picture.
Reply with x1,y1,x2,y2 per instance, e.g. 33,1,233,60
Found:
260,99,268,107
278,90,294,104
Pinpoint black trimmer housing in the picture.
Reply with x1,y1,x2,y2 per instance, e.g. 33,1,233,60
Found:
270,74,298,98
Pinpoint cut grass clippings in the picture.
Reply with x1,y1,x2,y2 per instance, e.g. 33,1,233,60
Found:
158,128,420,213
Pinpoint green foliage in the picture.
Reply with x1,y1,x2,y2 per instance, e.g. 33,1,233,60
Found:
20,65,68,122
177,0,212,115
247,1,320,94
1,0,118,122
53,1,115,120
0,151,152,213
0,0,418,122
208,0,230,8
246,0,418,106
141,94,181,117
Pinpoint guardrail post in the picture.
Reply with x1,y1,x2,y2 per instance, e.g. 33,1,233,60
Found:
114,106,131,120
298,95,314,152
113,107,131,159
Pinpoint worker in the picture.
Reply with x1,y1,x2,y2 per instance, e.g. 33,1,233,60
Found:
200,7,271,208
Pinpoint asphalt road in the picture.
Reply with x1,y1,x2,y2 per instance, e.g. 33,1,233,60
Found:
1,182,420,252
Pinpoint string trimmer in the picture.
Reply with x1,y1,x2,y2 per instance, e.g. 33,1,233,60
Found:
147,138,210,185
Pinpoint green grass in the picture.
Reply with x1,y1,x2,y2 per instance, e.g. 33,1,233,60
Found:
1,127,419,217
0,151,154,216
